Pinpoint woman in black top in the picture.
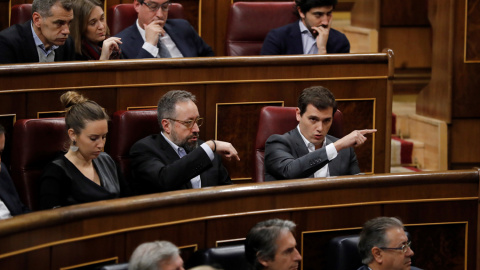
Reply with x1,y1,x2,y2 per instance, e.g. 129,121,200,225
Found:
40,91,128,209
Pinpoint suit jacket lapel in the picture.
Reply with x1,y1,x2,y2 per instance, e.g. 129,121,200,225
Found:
130,25,147,53
164,22,188,57
22,21,40,62
290,21,304,54
326,136,340,176
291,128,310,160
157,134,193,189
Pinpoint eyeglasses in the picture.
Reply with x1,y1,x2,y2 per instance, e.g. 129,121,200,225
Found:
167,117,203,129
379,241,412,253
141,0,171,12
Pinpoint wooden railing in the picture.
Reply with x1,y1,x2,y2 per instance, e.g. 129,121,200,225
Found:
0,169,478,269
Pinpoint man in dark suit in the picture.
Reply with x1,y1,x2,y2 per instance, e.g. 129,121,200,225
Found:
116,0,214,59
261,0,349,55
0,0,75,64
357,217,418,270
130,90,239,194
264,86,376,181
0,125,30,220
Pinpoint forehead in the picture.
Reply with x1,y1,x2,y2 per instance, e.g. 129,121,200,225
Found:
146,0,170,5
89,6,104,18
385,227,408,246
302,104,333,118
47,3,74,20
308,6,334,13
80,120,108,134
173,100,199,118
275,230,296,250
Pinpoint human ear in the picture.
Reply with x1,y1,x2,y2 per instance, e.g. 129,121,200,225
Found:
32,12,42,28
372,247,383,263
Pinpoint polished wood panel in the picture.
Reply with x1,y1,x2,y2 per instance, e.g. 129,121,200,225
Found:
380,0,429,26
0,53,394,178
416,0,454,122
0,169,478,269
466,0,480,61
216,101,283,181
379,27,432,69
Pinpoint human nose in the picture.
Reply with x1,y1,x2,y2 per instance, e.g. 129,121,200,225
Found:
406,246,414,257
321,16,329,25
98,138,105,149
293,248,302,261
191,121,200,132
62,24,70,35
156,8,166,19
98,21,105,30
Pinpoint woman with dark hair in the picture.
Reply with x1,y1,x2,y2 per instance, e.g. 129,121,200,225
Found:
40,91,128,209
71,0,122,60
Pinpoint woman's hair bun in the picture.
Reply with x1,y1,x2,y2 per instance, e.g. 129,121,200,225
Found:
60,91,88,109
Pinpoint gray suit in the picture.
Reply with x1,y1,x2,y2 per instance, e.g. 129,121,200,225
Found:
264,128,359,181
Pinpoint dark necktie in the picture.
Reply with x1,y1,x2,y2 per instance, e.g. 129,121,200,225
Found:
158,39,172,58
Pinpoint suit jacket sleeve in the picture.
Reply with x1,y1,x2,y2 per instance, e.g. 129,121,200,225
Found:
264,133,330,180
261,29,283,55
166,19,214,57
130,136,228,192
0,164,30,216
0,33,19,64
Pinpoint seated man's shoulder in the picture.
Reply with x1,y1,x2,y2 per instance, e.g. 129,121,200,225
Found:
115,24,137,39
0,23,27,42
268,21,297,36
166,18,191,28
130,134,159,151
329,28,348,40
266,129,296,144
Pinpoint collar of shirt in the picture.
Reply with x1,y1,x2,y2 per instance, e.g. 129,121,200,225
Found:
297,125,326,152
299,20,317,54
161,131,185,157
31,22,58,56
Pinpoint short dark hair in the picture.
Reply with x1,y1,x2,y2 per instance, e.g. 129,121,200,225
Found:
245,219,296,270
297,86,337,116
358,217,405,264
32,0,73,17
295,0,338,14
157,90,197,132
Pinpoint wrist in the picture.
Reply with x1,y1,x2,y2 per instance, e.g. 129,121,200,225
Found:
210,140,216,152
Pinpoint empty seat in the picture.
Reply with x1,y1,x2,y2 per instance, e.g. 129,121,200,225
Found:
10,118,67,210
225,2,298,56
186,245,248,270
109,109,159,190
10,4,32,26
107,3,185,36
253,106,343,182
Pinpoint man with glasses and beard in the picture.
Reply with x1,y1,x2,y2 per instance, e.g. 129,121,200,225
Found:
116,0,214,59
130,90,240,194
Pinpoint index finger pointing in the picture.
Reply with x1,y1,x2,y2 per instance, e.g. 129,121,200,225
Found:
359,129,377,135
